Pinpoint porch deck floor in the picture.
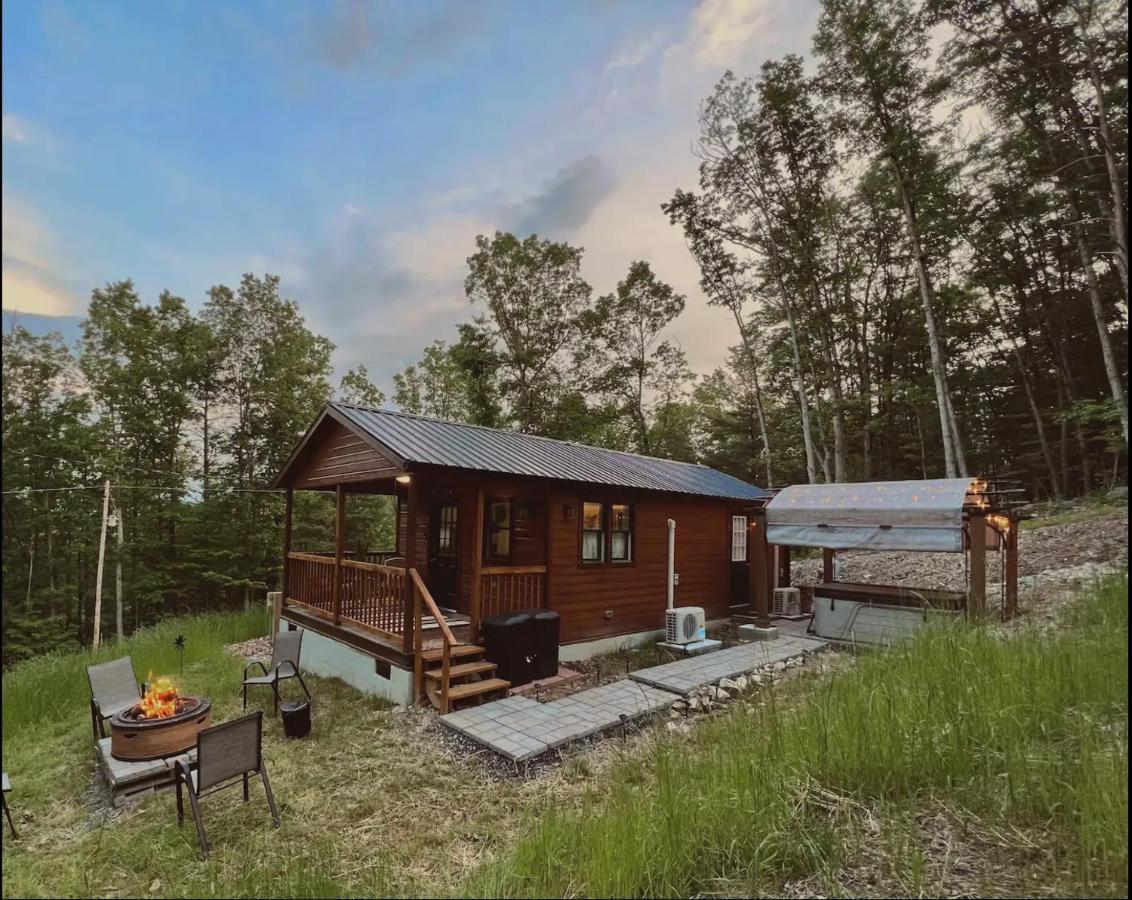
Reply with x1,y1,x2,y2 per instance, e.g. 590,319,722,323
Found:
438,633,826,762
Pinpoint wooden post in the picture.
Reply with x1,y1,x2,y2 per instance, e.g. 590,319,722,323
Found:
968,512,986,618
268,591,282,637
332,485,345,625
281,488,293,607
413,580,424,704
470,489,485,643
822,548,835,583
749,510,771,628
93,479,111,648
403,474,418,654
1005,517,1019,619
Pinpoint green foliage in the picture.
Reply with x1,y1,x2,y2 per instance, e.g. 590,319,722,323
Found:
465,575,1129,898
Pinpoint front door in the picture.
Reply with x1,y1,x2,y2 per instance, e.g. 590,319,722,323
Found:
428,497,459,611
728,514,750,607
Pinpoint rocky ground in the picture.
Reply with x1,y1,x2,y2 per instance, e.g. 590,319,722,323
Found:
790,509,1127,596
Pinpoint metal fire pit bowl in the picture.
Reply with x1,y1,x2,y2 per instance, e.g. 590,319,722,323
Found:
109,697,212,761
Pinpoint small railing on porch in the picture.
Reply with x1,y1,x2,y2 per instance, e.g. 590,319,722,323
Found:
478,566,548,619
286,551,407,643
302,549,404,566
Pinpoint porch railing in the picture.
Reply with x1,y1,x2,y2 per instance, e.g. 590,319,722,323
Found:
479,565,548,619
303,549,403,566
286,551,406,642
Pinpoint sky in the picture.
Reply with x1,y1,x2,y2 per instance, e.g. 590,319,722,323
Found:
2,0,819,393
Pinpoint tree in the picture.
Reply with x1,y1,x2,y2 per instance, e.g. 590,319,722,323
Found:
337,364,386,407
464,232,593,434
586,261,687,454
815,0,969,475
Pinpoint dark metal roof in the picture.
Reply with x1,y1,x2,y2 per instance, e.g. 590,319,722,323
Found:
327,402,768,501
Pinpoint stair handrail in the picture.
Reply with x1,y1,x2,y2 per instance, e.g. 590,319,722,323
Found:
410,568,456,712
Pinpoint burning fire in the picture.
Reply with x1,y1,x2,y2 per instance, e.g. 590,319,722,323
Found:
136,673,182,719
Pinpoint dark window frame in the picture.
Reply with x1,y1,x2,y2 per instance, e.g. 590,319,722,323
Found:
610,503,633,562
484,497,513,562
578,498,636,567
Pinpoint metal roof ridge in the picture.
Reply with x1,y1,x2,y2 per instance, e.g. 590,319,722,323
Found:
329,401,720,472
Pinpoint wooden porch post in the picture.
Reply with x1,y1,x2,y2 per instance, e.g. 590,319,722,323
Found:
403,474,418,654
1005,516,1019,619
968,511,986,619
822,548,835,583
332,485,345,625
470,489,485,643
749,510,771,628
281,488,293,606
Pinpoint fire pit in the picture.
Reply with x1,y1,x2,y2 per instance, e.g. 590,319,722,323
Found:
109,676,212,761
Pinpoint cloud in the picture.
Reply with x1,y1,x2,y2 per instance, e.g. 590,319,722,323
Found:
685,0,779,67
2,114,53,148
507,155,617,239
308,0,489,75
1,193,80,316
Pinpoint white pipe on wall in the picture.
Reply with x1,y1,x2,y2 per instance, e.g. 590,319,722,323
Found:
667,518,676,610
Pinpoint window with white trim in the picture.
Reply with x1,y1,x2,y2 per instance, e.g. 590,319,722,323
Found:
731,515,748,562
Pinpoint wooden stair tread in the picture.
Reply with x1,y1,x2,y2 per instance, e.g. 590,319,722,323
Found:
444,678,511,701
421,644,484,663
424,660,497,680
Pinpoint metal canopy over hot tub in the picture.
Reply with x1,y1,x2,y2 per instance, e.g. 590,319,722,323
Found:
765,478,981,552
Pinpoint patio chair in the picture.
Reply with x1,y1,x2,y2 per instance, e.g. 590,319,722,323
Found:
383,556,407,568
86,656,143,741
242,629,311,714
174,711,279,857
2,772,15,839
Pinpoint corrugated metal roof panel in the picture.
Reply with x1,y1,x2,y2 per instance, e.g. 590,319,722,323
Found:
330,403,767,501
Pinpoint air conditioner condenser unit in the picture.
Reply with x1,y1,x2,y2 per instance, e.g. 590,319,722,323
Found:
665,606,706,645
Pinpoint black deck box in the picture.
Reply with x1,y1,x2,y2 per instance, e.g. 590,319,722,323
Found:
530,610,560,679
482,611,534,687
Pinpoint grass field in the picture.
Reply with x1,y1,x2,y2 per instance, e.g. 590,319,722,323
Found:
2,576,1127,898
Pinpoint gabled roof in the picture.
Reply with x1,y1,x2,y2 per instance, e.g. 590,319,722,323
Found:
276,402,768,501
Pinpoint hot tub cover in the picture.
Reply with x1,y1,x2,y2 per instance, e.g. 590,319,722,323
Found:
765,478,975,552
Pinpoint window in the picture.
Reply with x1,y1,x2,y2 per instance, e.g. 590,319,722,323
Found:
731,515,748,562
611,504,632,561
582,501,605,562
437,505,458,557
486,499,512,560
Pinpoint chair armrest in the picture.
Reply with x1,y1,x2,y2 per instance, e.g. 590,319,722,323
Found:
175,759,194,788
274,660,298,678
243,660,269,679
91,697,103,719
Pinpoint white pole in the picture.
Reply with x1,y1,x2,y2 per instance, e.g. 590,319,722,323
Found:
93,479,110,649
114,498,124,639
666,518,676,610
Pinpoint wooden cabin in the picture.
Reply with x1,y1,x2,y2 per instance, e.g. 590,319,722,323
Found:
270,402,770,709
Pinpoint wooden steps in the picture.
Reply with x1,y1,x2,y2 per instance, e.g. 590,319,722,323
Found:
444,677,511,703
421,643,485,664
424,660,497,681
419,642,510,712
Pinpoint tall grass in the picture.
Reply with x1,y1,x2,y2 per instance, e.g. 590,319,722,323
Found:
2,610,267,735
465,575,1129,898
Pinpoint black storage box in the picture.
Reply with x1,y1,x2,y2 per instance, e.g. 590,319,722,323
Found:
482,611,534,687
530,610,560,679
280,700,311,739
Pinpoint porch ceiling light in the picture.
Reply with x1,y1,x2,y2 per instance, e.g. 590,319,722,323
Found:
395,474,411,484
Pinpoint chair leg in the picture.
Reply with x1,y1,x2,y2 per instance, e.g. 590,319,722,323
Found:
175,775,184,825
242,773,250,803
273,682,279,715
185,781,209,857
90,702,101,743
2,793,16,840
242,684,247,710
259,763,280,828
295,671,312,702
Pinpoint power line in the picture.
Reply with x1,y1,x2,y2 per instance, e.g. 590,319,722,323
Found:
1,484,285,496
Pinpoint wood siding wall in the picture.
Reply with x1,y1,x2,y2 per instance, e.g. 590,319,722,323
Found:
290,420,401,489
547,489,733,644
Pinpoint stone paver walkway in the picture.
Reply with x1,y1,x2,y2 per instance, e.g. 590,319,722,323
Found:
438,634,826,762
439,679,673,762
629,634,825,695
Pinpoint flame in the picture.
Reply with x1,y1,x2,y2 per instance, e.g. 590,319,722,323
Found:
136,672,181,719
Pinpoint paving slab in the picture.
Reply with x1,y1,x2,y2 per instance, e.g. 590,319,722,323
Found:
439,678,674,762
629,635,826,695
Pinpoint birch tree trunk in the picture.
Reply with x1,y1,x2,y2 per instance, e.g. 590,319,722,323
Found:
115,500,124,639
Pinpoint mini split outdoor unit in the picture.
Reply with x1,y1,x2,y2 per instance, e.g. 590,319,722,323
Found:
665,607,706,645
